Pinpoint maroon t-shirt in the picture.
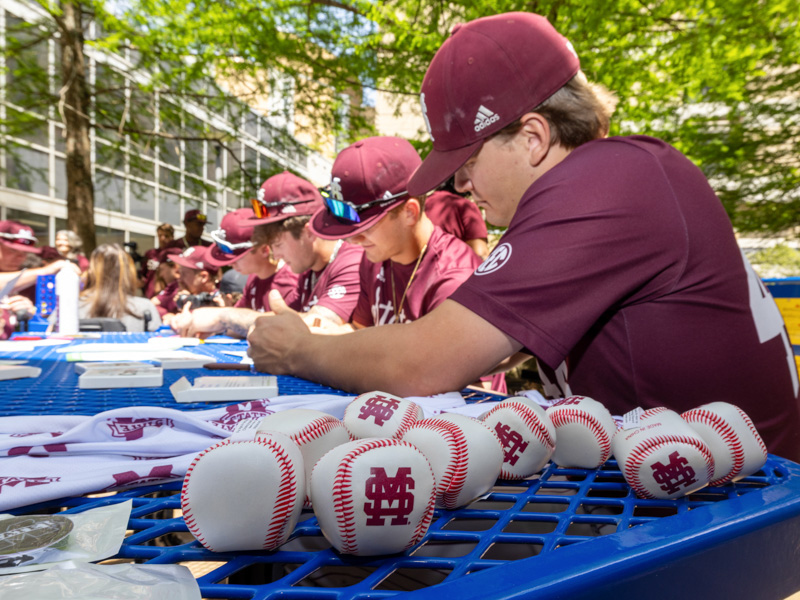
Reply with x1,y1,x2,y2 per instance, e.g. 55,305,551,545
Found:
426,191,488,243
141,248,160,299
154,281,180,317
296,242,363,322
451,135,800,461
235,265,301,312
353,227,479,326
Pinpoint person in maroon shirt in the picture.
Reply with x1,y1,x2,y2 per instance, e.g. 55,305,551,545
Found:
425,189,489,260
174,172,362,338
151,247,183,318
174,209,212,249
303,136,505,393
245,13,800,461
160,245,222,327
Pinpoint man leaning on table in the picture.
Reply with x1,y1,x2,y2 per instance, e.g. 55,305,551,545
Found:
246,12,800,462
173,171,363,338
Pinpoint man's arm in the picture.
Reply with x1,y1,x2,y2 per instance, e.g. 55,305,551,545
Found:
173,305,263,339
0,261,74,292
247,298,522,396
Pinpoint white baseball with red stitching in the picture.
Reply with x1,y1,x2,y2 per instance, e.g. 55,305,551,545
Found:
546,396,617,469
257,408,350,507
181,431,305,552
480,397,556,480
343,391,424,440
681,402,768,486
612,409,714,499
402,413,504,509
310,438,436,556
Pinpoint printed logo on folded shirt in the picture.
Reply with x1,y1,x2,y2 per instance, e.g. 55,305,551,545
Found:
108,418,175,441
0,476,61,494
475,243,512,276
209,401,272,431
107,465,180,490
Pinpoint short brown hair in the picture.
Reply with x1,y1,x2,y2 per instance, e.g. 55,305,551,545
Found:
252,216,311,247
495,72,617,149
157,223,175,236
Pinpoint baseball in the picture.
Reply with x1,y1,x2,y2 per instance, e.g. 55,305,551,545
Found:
181,431,305,552
681,402,768,485
402,413,503,509
546,396,617,469
612,409,714,499
310,438,436,556
257,408,350,507
480,397,556,479
343,391,423,440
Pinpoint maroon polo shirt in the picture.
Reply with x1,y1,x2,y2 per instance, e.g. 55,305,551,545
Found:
296,242,364,322
235,265,301,312
450,135,800,461
425,190,488,243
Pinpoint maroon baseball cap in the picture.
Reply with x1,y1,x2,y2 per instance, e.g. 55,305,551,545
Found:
310,137,421,240
171,245,219,273
245,171,324,226
207,208,257,267
407,12,580,196
157,244,184,264
0,220,41,254
184,209,210,224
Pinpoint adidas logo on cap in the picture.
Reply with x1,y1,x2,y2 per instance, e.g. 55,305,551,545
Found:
474,105,500,132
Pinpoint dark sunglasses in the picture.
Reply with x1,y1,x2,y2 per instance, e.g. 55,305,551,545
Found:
320,188,408,224
250,197,314,220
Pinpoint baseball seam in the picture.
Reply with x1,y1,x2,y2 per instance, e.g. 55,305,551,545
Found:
624,434,714,499
549,407,612,465
182,438,233,552
260,436,299,549
735,406,768,458
292,416,345,446
683,408,745,486
397,402,422,438
418,418,469,509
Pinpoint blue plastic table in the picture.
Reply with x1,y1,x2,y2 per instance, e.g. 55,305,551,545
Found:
2,333,800,600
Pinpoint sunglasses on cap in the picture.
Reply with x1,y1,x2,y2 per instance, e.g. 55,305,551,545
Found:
209,229,253,255
320,188,408,224
0,230,37,246
249,197,314,220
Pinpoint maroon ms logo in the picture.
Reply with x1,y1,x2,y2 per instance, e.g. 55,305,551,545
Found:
0,476,60,494
651,451,697,494
551,397,584,407
106,465,180,490
358,395,401,426
363,467,415,526
494,423,529,466
108,418,174,441
208,401,272,431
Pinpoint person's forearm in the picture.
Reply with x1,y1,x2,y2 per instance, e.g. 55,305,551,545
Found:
0,262,63,293
219,308,263,338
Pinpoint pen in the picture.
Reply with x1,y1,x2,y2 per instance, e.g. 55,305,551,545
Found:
203,363,252,371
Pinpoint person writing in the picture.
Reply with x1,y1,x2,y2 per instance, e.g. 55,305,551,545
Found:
246,12,800,461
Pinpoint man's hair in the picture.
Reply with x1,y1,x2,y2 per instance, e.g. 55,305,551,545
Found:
496,72,618,149
157,223,175,236
253,216,311,247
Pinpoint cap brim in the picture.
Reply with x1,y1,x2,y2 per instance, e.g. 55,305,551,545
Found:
407,141,483,197
309,202,399,241
205,245,255,268
0,240,41,255
171,255,217,272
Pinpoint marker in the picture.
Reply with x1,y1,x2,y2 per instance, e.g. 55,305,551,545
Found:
203,363,252,371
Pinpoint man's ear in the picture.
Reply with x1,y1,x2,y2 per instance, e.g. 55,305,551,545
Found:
404,198,422,225
519,112,552,168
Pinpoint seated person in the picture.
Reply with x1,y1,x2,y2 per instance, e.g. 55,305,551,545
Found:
0,221,75,333
78,244,162,332
172,172,363,338
150,247,183,318
141,223,182,298
309,136,504,392
425,187,490,260
167,246,224,325
205,207,299,310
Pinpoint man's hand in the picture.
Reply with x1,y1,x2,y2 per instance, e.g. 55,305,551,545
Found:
5,295,35,316
248,290,312,374
172,304,227,338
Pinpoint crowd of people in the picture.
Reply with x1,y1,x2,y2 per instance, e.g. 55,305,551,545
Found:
1,12,798,459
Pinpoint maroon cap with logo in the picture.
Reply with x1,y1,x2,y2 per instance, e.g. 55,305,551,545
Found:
0,220,41,254
311,137,421,240
407,12,580,196
171,245,219,273
184,209,210,224
245,171,324,226
207,208,257,267
157,244,184,264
